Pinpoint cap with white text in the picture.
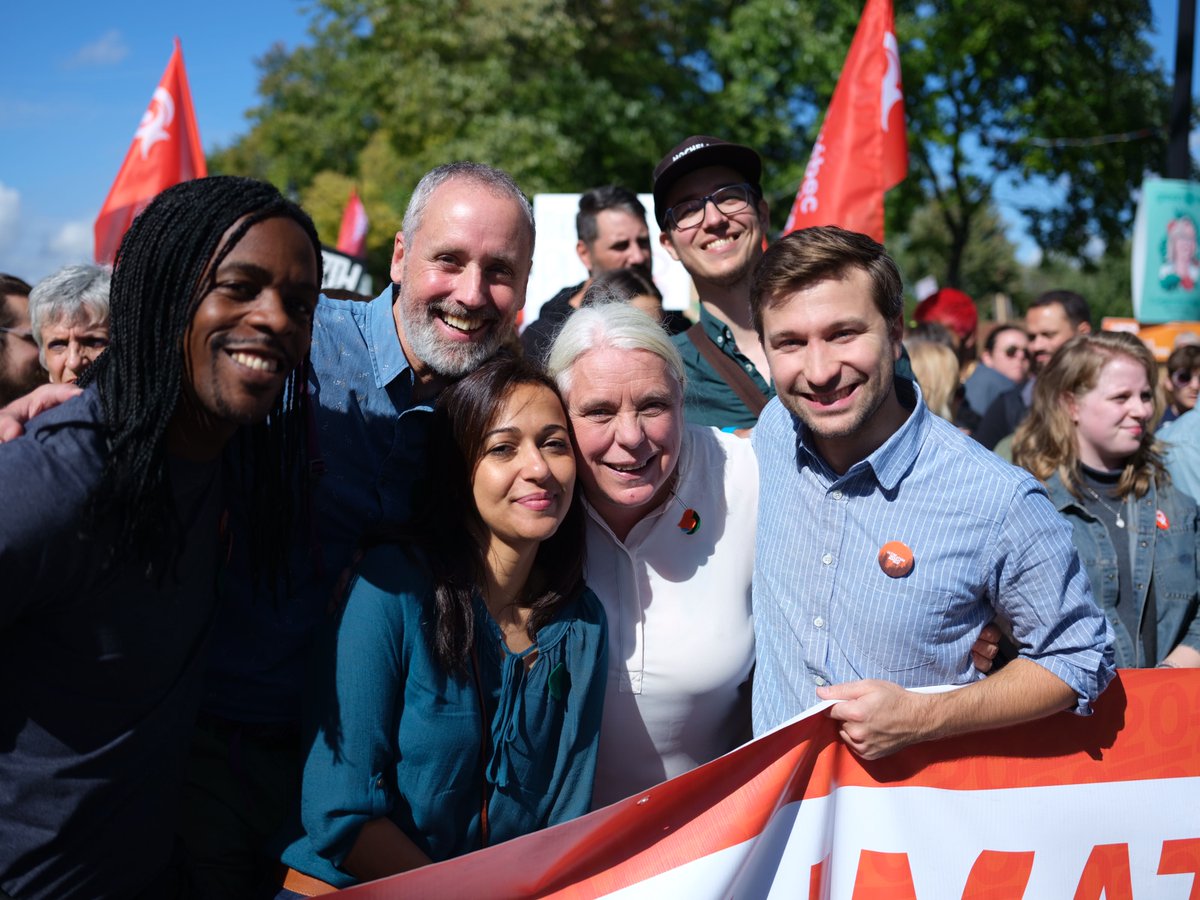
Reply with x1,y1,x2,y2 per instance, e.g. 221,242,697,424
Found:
652,135,763,227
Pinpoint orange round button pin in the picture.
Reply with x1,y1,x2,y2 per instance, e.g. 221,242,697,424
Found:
1156,510,1170,530
878,541,914,577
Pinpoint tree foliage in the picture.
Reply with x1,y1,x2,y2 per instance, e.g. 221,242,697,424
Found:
212,0,1172,298
896,0,1169,286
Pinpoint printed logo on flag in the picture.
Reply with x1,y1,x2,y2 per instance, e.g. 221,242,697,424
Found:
882,32,903,132
135,88,175,160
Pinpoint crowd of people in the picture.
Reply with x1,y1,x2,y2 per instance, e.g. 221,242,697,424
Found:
0,133,1195,900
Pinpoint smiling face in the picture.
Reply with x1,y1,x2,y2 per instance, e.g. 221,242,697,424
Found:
762,267,907,473
564,346,682,540
173,215,319,457
982,327,1031,384
579,209,653,277
473,383,576,560
391,178,531,383
40,313,109,384
1067,353,1154,471
659,165,768,291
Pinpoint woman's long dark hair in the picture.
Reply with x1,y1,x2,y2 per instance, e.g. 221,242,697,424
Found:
415,353,586,672
81,176,323,575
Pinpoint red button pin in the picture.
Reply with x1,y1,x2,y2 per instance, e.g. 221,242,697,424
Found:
1156,510,1170,530
878,541,914,578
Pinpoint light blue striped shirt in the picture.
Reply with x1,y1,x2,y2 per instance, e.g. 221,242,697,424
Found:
750,381,1115,736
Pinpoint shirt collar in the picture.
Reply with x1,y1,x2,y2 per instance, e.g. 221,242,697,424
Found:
366,284,415,390
794,377,927,491
699,305,735,347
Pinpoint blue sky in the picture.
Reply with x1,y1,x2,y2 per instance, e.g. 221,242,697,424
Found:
0,0,1194,282
1,2,311,280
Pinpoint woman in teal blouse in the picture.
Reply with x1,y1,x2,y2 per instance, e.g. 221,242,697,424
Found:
278,354,607,891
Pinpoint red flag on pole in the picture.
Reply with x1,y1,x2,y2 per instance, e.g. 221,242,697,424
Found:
336,188,369,257
94,38,206,264
782,0,907,243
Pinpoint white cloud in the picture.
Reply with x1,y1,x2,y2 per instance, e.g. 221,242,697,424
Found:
0,182,19,250
47,221,93,262
65,30,129,68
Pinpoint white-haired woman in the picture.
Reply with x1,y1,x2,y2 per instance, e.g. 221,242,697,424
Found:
546,305,1004,806
28,264,111,384
546,303,757,806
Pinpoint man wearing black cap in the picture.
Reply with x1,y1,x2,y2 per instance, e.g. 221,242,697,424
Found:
655,136,774,430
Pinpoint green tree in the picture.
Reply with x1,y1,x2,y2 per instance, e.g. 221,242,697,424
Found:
212,0,1171,296
890,197,1021,304
896,0,1169,287
1018,245,1135,323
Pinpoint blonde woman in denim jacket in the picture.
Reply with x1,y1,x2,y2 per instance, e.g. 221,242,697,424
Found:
1014,331,1200,668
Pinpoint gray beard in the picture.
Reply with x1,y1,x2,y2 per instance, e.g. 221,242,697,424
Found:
399,304,504,378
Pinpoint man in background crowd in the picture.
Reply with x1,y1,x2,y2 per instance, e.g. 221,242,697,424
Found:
521,184,652,362
0,274,45,406
654,135,774,430
973,289,1092,450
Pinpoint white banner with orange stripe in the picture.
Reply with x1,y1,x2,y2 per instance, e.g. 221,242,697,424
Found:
331,670,1200,899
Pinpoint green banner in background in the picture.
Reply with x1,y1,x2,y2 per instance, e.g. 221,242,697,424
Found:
1132,178,1200,323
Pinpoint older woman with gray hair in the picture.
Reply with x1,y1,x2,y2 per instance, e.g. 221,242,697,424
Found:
545,302,757,806
28,264,111,384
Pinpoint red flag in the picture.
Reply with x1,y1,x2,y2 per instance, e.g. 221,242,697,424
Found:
336,188,369,257
94,38,206,264
783,0,907,242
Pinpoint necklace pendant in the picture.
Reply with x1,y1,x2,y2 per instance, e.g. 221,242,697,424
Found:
1115,514,1125,529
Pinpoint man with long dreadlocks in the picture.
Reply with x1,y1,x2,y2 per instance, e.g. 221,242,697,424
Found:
181,161,534,899
0,176,322,900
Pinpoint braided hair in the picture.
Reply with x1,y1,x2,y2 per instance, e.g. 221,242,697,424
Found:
81,176,323,576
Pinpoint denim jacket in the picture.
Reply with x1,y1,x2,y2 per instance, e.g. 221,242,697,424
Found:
1045,472,1200,667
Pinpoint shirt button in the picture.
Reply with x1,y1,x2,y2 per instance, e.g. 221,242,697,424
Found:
813,675,826,686
376,777,385,789
814,616,825,628
822,553,833,565
832,490,843,500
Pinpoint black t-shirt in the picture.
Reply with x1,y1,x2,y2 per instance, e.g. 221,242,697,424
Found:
0,388,222,899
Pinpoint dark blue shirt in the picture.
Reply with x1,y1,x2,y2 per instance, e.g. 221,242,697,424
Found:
0,389,222,899
201,287,435,723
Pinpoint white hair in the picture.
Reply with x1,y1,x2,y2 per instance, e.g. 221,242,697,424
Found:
28,264,111,362
402,161,534,247
545,301,685,397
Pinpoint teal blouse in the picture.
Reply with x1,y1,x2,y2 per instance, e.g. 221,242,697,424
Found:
280,544,607,887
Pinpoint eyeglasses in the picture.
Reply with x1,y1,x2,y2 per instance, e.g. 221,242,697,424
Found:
0,326,36,347
1171,368,1200,387
1000,346,1030,359
665,184,757,232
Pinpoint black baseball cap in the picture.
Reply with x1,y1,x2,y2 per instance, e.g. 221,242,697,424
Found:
652,135,763,227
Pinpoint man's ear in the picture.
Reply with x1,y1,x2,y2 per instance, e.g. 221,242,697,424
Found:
1077,321,1093,336
659,229,681,262
576,239,592,274
389,231,406,284
757,196,770,230
889,315,905,358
